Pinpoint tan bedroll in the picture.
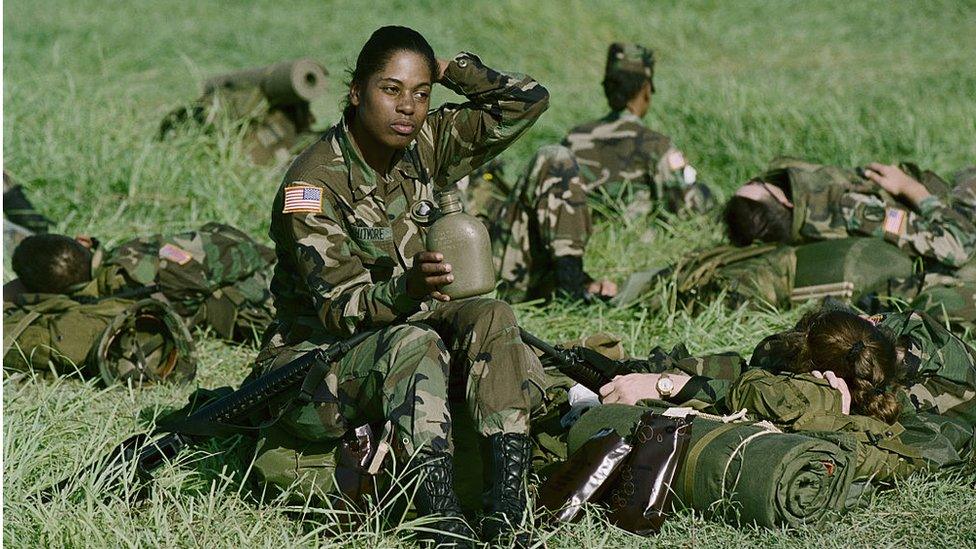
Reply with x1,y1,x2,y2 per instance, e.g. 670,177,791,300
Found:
789,281,854,302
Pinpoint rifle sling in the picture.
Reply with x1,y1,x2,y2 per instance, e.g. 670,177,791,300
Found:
299,352,333,403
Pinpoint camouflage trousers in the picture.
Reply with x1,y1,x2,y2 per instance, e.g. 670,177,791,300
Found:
255,298,542,458
490,144,591,300
905,176,976,329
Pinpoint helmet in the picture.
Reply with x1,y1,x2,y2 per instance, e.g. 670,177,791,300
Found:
92,299,197,386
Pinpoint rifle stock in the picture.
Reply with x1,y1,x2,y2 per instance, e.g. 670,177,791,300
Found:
41,330,373,501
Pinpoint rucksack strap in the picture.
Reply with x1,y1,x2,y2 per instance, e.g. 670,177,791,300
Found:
3,310,43,357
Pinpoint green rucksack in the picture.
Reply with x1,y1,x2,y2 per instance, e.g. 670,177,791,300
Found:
3,296,196,386
792,238,916,301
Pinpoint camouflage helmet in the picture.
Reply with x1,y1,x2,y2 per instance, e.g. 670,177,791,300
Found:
91,298,197,386
604,42,655,91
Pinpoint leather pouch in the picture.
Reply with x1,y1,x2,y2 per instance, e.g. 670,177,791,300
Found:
538,428,633,522
331,424,380,521
602,411,694,534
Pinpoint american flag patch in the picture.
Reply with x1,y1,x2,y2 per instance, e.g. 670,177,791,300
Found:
883,208,907,236
283,184,323,214
159,244,193,265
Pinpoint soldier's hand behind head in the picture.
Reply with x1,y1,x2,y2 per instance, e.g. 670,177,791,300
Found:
406,251,453,302
864,163,927,203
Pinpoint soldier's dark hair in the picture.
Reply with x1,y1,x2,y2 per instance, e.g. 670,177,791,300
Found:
11,234,93,294
723,195,793,247
348,26,438,93
773,310,903,423
602,71,650,112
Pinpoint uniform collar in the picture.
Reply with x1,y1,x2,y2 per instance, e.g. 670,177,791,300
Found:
337,113,422,200
607,109,645,126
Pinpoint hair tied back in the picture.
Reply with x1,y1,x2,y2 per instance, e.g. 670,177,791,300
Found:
847,340,866,364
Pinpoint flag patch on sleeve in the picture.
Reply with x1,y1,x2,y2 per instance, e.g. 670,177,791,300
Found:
283,185,323,214
883,208,907,236
159,244,193,265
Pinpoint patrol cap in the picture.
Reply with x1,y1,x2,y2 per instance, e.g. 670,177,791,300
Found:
92,298,197,386
604,42,655,91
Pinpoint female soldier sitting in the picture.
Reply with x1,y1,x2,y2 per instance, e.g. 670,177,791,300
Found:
253,26,549,547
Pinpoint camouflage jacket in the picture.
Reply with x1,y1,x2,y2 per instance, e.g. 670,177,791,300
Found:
264,52,548,347
778,160,976,269
562,110,711,215
79,222,275,340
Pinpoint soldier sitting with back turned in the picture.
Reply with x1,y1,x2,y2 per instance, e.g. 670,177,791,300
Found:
481,43,714,304
5,223,276,343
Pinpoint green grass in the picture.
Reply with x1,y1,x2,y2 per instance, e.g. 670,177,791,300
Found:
4,0,976,546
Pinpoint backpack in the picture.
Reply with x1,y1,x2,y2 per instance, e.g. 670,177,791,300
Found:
792,238,916,302
3,296,196,386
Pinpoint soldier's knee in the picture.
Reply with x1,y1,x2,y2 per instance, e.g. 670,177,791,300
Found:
381,324,449,372
458,298,519,340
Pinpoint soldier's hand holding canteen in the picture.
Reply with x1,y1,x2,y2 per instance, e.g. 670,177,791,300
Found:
406,251,454,302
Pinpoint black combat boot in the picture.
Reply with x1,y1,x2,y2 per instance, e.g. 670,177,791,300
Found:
481,433,533,547
412,449,477,548
553,256,593,302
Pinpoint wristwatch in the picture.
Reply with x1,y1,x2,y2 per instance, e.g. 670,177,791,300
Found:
656,374,675,399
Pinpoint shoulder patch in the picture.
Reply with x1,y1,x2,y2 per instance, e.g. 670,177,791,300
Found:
283,184,323,214
159,243,193,265
883,207,907,237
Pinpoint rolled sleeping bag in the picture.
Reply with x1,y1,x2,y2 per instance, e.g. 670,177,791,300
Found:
568,404,857,528
204,59,328,106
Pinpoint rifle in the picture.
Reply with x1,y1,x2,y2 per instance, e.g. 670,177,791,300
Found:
519,328,638,393
41,329,373,501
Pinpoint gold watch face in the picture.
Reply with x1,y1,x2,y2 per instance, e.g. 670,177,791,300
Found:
657,376,675,395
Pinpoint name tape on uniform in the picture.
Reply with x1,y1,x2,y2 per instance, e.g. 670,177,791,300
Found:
350,225,393,242
283,184,323,214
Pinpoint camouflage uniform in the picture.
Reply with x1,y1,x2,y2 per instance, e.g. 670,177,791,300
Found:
475,43,712,301
490,145,591,300
563,110,712,217
159,71,321,166
776,159,976,268
565,43,713,216
772,159,976,326
588,309,976,479
253,52,549,459
80,222,276,342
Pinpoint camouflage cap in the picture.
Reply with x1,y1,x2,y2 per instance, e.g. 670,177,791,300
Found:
92,298,197,386
604,42,655,88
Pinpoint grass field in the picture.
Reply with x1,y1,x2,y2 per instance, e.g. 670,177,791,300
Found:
4,0,976,546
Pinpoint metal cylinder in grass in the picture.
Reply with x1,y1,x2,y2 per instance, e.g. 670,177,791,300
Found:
567,404,857,528
204,59,328,106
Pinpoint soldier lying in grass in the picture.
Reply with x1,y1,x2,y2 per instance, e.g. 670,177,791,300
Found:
4,223,275,343
590,307,976,480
